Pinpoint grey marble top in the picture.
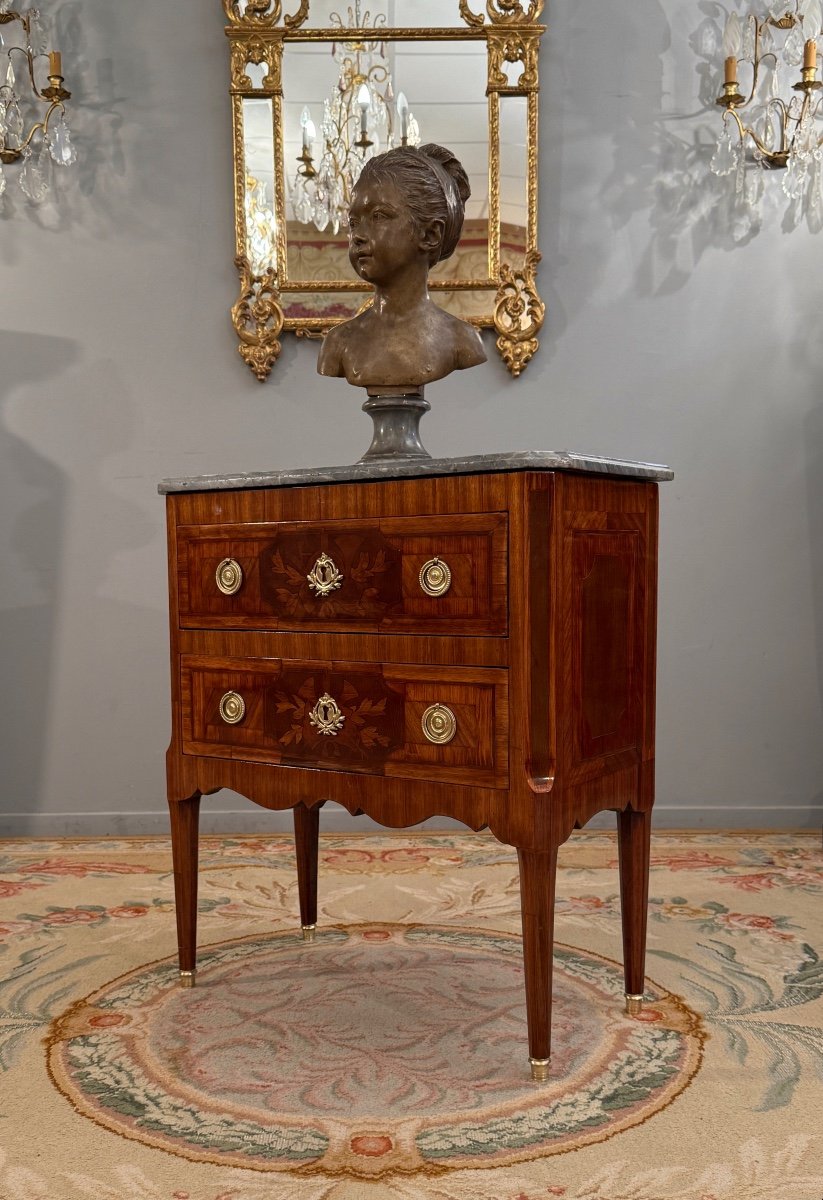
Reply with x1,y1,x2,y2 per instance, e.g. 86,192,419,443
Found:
158,451,674,495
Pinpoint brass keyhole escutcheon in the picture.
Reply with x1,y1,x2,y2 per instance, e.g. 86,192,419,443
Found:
421,703,457,745
215,558,243,596
307,552,343,598
219,691,246,725
310,693,345,736
419,557,452,597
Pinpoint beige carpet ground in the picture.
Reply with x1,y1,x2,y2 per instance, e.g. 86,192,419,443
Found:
0,829,821,1199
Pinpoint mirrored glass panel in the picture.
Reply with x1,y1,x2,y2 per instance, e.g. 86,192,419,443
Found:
281,40,489,287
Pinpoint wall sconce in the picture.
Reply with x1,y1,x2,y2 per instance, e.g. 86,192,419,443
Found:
711,0,823,220
0,2,74,202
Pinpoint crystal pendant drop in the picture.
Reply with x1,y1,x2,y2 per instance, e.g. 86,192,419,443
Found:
746,161,765,206
47,112,76,165
723,11,743,56
809,158,823,223
783,22,804,66
19,141,50,202
5,97,22,146
710,126,739,176
0,162,6,198
769,0,791,18
5,57,15,91
742,18,756,62
783,150,807,198
763,111,775,149
803,0,822,38
27,8,48,55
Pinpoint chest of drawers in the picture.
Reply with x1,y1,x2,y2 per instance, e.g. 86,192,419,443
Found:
161,452,671,1079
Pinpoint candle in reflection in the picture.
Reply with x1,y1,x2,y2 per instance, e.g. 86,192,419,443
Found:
396,91,409,145
357,83,371,137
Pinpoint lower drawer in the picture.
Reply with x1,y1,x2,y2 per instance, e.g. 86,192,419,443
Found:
180,655,508,789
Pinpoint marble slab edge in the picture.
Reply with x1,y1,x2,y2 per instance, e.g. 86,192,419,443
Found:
158,450,674,494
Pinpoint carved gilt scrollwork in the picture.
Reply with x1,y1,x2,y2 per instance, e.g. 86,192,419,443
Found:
223,0,307,27
460,0,544,25
230,37,282,92
231,255,284,381
494,250,545,377
487,30,540,92
223,0,280,26
283,0,309,28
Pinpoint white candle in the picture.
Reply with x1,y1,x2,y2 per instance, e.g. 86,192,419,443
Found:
357,83,370,136
396,91,409,143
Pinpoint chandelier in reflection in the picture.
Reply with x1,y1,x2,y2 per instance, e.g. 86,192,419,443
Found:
0,2,74,202
291,2,420,235
711,0,823,223
245,172,277,274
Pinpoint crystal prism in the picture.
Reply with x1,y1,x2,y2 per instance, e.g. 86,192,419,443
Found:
5,98,22,145
746,162,765,206
47,112,76,165
803,0,822,37
723,12,743,57
5,57,15,92
742,18,756,62
28,8,49,55
19,142,50,202
783,23,804,66
783,151,807,198
710,127,739,176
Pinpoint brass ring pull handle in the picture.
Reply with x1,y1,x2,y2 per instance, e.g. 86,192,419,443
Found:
219,691,246,725
215,558,243,595
309,693,345,736
307,552,343,597
421,703,457,745
419,557,452,597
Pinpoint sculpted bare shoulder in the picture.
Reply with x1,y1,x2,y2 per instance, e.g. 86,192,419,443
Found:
316,321,347,377
436,308,486,370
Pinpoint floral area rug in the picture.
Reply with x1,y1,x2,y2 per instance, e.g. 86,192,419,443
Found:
0,830,821,1199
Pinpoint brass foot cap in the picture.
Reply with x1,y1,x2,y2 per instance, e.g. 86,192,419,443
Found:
529,1056,550,1082
301,924,317,943
625,993,644,1015
179,970,196,989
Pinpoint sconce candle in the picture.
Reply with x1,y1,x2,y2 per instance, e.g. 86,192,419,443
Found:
804,38,817,72
724,55,738,86
48,50,62,77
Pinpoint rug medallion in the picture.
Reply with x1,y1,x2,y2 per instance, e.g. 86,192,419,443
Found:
47,923,703,1178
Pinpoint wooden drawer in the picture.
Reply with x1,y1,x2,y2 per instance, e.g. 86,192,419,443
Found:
180,654,508,789
175,514,507,636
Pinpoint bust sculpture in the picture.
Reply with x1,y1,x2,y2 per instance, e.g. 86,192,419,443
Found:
317,144,487,459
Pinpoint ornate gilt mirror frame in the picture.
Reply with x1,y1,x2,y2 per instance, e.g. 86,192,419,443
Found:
224,1,546,381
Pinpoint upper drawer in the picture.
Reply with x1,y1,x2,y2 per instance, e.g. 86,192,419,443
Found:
175,514,507,636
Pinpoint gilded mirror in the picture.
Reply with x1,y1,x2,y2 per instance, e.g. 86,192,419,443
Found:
224,1,546,380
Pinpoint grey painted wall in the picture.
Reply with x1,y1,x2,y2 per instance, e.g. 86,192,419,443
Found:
1,0,821,836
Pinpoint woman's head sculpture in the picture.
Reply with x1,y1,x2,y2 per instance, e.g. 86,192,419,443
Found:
317,143,487,402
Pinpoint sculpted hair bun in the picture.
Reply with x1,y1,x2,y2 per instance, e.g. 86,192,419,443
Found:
418,143,472,209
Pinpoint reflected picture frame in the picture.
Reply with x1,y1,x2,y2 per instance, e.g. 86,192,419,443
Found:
224,0,546,381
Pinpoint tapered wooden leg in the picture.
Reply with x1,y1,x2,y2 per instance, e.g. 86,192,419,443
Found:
294,803,322,941
168,792,201,986
517,846,558,1080
618,806,652,1013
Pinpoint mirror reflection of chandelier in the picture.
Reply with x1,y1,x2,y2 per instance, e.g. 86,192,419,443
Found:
291,2,420,234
